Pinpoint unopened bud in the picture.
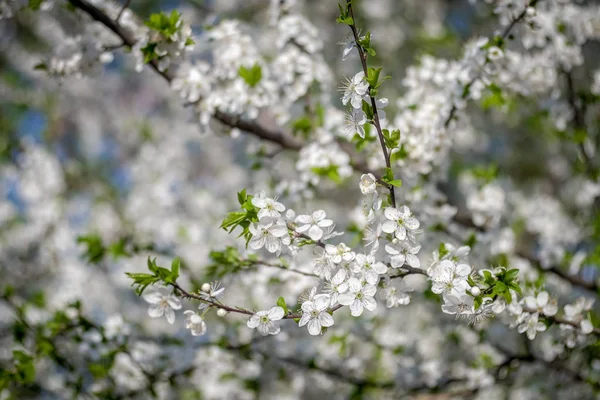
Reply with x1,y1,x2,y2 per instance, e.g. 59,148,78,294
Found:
470,286,481,296
201,283,211,293
217,308,228,317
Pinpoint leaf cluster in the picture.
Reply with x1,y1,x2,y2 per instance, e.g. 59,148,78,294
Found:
126,257,180,295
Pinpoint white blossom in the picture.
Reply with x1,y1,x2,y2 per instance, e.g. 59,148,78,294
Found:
299,295,334,335
381,206,420,241
338,277,377,316
183,311,207,336
142,286,182,324
247,306,285,336
340,71,369,109
295,210,334,241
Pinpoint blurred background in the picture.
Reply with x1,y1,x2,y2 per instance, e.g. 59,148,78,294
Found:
1,0,600,399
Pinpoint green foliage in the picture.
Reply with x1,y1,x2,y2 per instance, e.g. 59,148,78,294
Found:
145,10,182,37
470,163,499,184
77,234,152,264
361,99,373,120
438,242,449,259
125,257,180,295
381,167,402,188
276,296,289,314
141,43,159,63
205,246,258,279
481,83,506,110
389,144,409,162
365,66,389,95
473,267,522,309
336,3,354,26
311,165,343,184
238,64,262,88
220,189,259,245
28,0,44,10
11,350,36,383
382,128,401,149
77,234,106,264
358,31,376,57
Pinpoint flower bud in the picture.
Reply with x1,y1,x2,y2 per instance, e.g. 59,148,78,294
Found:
470,286,481,296
217,308,228,317
201,283,211,293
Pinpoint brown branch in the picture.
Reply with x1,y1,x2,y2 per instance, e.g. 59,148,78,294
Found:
346,0,396,207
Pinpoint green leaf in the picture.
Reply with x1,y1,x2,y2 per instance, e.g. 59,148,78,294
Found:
171,257,180,280
438,243,449,259
238,63,262,88
33,62,47,71
276,297,288,314
77,234,105,264
362,99,374,120
366,67,382,88
28,0,44,10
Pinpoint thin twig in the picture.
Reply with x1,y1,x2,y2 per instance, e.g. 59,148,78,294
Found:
346,0,396,207
116,0,132,24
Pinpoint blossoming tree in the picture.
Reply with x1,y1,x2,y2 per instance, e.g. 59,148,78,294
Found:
1,0,600,398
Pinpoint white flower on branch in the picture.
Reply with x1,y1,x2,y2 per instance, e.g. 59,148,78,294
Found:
386,239,421,269
295,210,334,241
338,277,377,317
249,218,290,254
518,313,547,340
183,311,207,336
142,286,182,324
359,173,377,194
381,206,420,241
352,253,388,285
340,71,369,109
342,108,367,139
524,291,557,317
247,306,285,336
429,260,471,297
252,192,286,219
299,295,334,335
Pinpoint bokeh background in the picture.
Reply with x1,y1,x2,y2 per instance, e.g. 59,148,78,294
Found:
1,0,600,399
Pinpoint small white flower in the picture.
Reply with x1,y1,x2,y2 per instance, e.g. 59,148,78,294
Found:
299,296,334,335
386,239,421,269
524,291,557,316
359,173,377,195
340,71,369,109
338,277,377,316
183,311,207,336
580,319,594,335
352,253,387,285
249,218,290,254
198,281,225,310
342,108,367,138
430,260,471,297
142,286,182,324
381,206,420,241
383,279,413,308
295,210,334,241
338,33,355,60
325,269,349,306
441,293,474,316
325,243,355,264
252,192,286,219
247,306,285,336
518,313,546,340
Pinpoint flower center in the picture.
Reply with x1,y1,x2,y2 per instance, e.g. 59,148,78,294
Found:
311,310,319,318
260,316,269,323
357,293,363,299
